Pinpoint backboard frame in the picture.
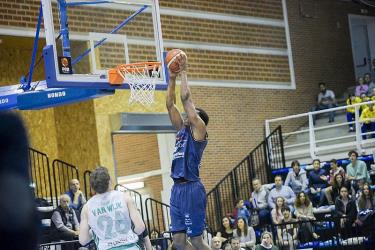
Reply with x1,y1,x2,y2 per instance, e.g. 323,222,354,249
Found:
41,0,167,90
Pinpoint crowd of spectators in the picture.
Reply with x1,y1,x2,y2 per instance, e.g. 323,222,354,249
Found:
309,74,375,139
213,149,375,250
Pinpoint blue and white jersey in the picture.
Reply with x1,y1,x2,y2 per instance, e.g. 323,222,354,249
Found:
171,126,208,181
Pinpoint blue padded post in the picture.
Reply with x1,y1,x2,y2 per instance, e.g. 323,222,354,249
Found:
20,4,43,91
57,0,71,57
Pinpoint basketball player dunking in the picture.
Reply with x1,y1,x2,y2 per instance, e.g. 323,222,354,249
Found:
79,167,145,250
166,53,210,250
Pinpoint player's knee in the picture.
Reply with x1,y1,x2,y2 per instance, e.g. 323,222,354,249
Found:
172,233,186,249
190,235,206,247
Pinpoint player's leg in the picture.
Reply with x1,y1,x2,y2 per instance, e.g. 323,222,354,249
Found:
185,181,210,250
171,184,191,250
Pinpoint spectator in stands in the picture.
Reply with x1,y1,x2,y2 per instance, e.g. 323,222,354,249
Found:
284,160,308,194
308,159,328,207
294,192,319,242
335,186,357,229
324,159,346,204
51,194,79,246
233,217,256,250
356,183,375,226
277,207,298,250
250,179,270,226
212,236,223,250
346,94,362,132
312,82,337,124
325,173,351,205
65,178,86,221
268,175,296,211
346,150,371,191
223,243,233,250
365,73,375,95
360,102,375,139
232,199,251,224
360,92,370,112
356,77,369,96
216,216,234,242
230,237,245,250
0,112,38,250
150,229,164,250
255,231,278,250
271,197,286,225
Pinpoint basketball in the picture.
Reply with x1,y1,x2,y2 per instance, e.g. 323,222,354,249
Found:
165,49,186,73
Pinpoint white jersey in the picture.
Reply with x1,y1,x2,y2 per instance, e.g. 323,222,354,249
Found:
87,190,139,250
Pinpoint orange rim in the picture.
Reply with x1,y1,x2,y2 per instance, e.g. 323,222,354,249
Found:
116,61,161,73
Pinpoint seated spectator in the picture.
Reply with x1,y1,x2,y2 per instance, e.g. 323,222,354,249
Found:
233,217,256,250
271,197,286,225
356,183,375,226
364,73,375,96
346,150,371,191
277,207,298,250
250,179,270,226
311,82,337,124
284,160,308,194
325,173,351,205
232,199,251,224
360,102,375,139
268,175,296,211
294,192,319,242
211,236,223,250
335,186,357,229
216,216,234,241
327,159,345,185
356,76,369,97
346,94,362,132
230,237,245,250
223,242,232,250
51,194,79,249
150,229,166,250
255,231,278,250
65,178,86,221
308,159,328,207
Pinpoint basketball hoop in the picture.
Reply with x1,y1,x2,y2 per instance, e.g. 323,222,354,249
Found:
108,62,161,106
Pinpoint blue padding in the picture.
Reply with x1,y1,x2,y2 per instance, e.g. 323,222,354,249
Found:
0,85,21,110
271,155,374,176
17,83,113,110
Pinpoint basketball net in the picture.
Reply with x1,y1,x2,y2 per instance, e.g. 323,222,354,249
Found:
116,62,161,106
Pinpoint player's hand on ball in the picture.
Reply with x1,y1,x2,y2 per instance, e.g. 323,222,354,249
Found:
176,52,187,71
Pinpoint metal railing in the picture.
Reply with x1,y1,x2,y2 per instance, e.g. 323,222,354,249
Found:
52,159,79,206
205,126,285,232
83,170,92,199
145,197,171,235
39,239,96,250
114,184,145,221
270,216,374,249
265,100,375,160
29,148,53,200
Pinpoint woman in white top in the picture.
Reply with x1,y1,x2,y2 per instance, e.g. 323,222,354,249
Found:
294,192,319,242
233,217,256,250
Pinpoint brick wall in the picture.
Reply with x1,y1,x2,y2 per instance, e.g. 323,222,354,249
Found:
113,134,160,177
0,0,373,196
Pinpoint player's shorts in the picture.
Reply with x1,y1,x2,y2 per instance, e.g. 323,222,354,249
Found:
170,180,206,237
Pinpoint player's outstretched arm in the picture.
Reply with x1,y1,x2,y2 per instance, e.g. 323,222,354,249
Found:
166,69,183,130
124,193,145,235
79,204,91,246
180,68,206,140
